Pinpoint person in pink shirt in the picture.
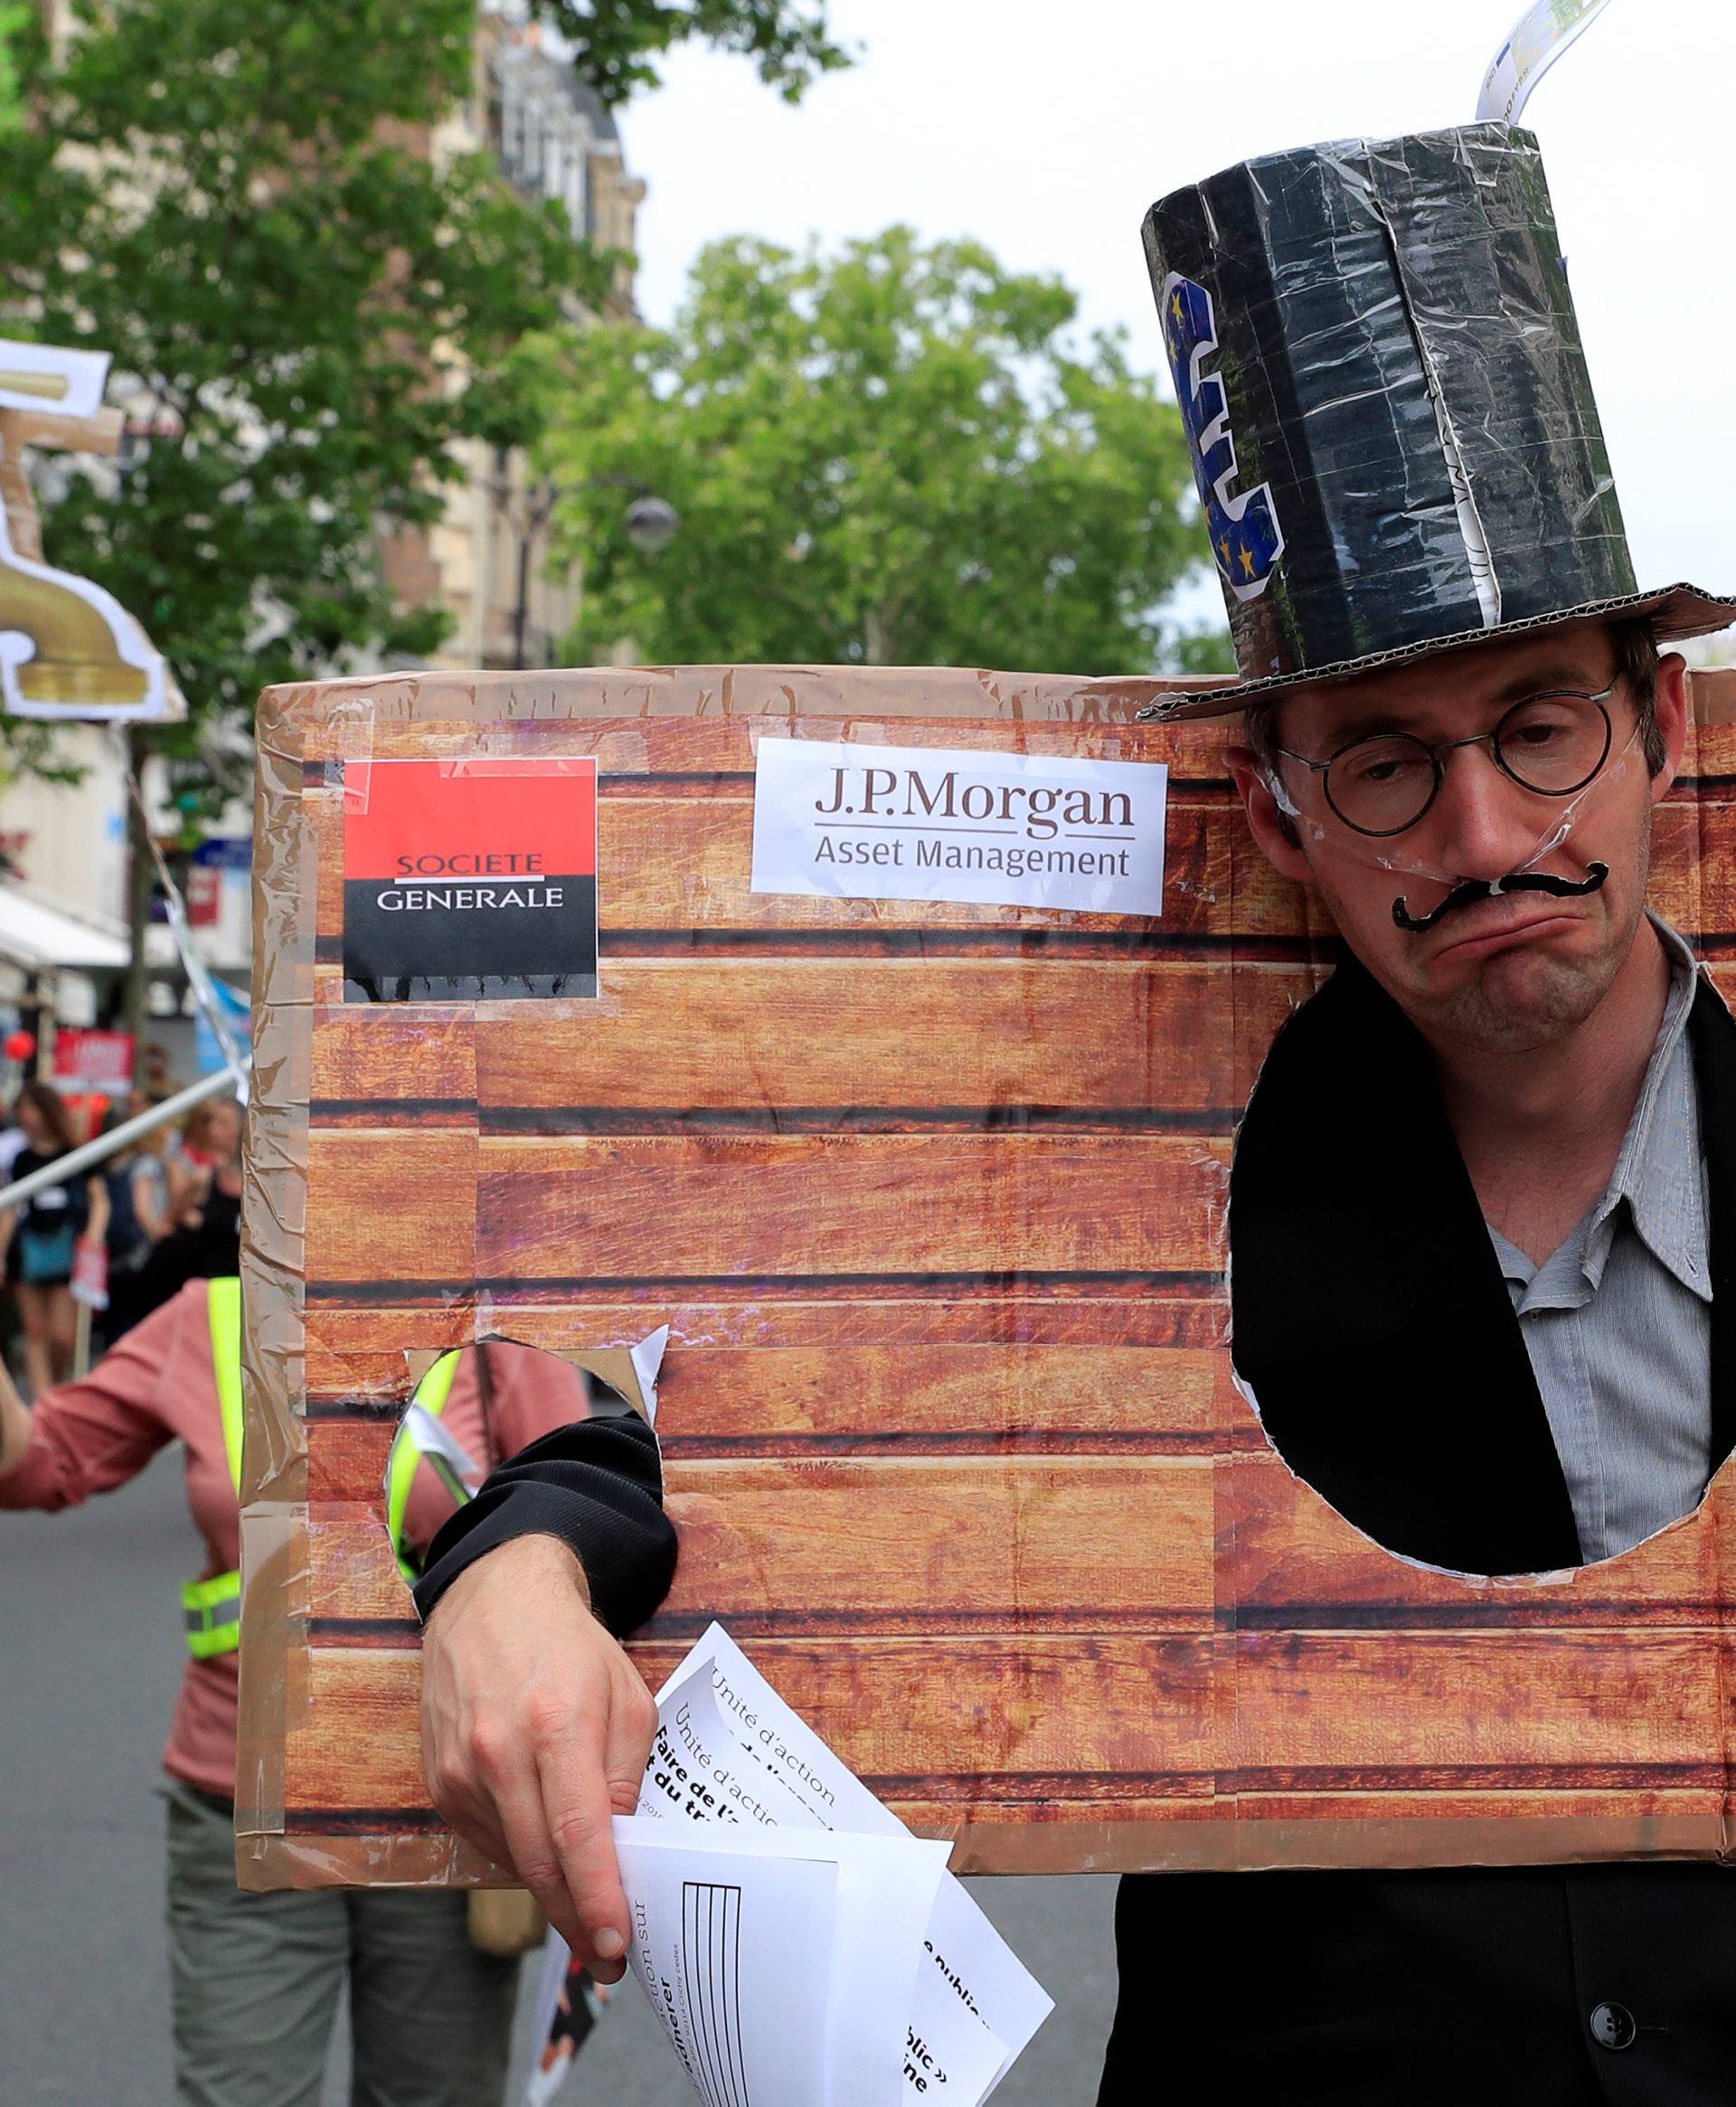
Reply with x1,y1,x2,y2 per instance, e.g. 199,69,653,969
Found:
0,1281,558,2107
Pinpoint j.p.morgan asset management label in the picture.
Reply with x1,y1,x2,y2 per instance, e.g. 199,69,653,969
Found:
342,755,599,1001
750,739,1166,916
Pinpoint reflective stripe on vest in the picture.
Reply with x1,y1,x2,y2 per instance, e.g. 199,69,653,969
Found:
183,1278,245,1658
207,1277,244,1491
384,1349,463,1585
184,1570,241,1658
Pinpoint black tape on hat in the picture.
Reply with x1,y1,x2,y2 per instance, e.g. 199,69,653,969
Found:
1144,123,1635,688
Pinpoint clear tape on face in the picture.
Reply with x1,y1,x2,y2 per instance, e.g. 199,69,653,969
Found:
1266,720,1642,910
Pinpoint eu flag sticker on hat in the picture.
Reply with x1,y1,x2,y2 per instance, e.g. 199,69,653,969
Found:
1138,120,1736,721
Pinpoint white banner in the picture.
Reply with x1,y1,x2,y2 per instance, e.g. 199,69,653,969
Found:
1477,0,1618,125
750,738,1167,919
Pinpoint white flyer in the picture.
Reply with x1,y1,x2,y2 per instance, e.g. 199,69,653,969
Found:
1477,0,1618,124
615,1826,838,2107
639,1627,1053,2104
616,1819,951,2107
750,736,1166,918
645,1658,1009,2099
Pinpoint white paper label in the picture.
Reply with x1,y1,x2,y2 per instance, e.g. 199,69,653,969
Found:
750,739,1166,918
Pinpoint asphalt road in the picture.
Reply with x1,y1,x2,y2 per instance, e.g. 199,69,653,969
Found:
0,1451,1118,2104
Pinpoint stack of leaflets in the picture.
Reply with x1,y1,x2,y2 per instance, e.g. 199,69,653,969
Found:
613,1624,1055,2107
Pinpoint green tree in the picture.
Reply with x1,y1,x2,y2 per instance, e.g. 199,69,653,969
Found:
0,0,591,1031
0,0,849,1034
534,0,849,104
0,4,29,131
537,229,1208,674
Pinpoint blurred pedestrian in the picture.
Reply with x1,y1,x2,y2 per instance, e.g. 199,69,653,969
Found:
171,1098,241,1210
122,1087,181,1230
125,1096,244,1328
102,1097,178,1340
125,1101,179,1245
0,1099,27,1178
0,1278,524,2107
0,1080,108,1395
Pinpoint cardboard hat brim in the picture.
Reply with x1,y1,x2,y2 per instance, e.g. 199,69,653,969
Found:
1135,584,1736,723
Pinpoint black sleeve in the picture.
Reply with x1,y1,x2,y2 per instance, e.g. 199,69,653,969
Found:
411,1414,678,1636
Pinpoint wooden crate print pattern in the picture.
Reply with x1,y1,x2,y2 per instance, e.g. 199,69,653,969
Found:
237,665,1736,1888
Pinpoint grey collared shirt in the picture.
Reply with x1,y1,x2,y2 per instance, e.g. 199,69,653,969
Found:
1486,919,1712,1564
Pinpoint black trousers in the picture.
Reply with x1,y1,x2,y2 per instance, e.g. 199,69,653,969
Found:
1099,1865,1736,2106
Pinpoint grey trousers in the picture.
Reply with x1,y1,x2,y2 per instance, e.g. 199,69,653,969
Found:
164,1781,520,2107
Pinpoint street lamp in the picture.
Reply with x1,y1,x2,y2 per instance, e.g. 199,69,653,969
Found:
506,473,680,667
624,493,680,555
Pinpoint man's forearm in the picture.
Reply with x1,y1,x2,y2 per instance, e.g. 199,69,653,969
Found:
418,1470,665,1981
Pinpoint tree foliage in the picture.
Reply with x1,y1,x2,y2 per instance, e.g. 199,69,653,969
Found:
0,0,854,808
0,4,28,132
530,0,849,105
537,229,1208,675
0,0,599,813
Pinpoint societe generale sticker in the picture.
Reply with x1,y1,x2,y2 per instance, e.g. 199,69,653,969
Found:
341,755,599,1002
749,738,1166,917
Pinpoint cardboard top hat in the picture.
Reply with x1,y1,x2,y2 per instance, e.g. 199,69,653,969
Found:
1137,121,1736,723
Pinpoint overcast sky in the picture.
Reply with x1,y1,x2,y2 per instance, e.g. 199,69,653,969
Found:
618,0,1736,632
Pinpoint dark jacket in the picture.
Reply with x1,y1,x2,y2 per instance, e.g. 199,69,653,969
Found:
1103,958,1736,2107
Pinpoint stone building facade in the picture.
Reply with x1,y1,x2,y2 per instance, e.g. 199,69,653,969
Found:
386,6,645,672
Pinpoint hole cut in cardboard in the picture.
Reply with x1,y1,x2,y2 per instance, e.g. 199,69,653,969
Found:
1237,1353,1723,1589
1222,855,1724,1588
384,1339,646,1588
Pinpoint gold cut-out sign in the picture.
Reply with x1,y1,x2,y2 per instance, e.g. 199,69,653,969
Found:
0,340,180,721
237,663,1736,1891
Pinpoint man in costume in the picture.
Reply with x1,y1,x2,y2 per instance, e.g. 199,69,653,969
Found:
411,121,1736,2101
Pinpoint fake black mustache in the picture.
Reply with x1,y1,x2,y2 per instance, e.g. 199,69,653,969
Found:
1392,863,1609,936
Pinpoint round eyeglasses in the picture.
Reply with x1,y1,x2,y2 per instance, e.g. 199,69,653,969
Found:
1269,683,1618,838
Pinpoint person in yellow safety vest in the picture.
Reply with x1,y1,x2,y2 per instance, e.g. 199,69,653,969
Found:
185,1285,467,1654
0,1277,524,2107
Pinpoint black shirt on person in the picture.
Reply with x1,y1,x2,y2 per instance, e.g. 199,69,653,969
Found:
8,1146,90,1285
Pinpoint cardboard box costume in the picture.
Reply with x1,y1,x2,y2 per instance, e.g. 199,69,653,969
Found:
237,661,1736,1890
239,122,1736,1887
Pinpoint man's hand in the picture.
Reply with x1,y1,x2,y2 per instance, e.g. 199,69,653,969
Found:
419,1533,657,1981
